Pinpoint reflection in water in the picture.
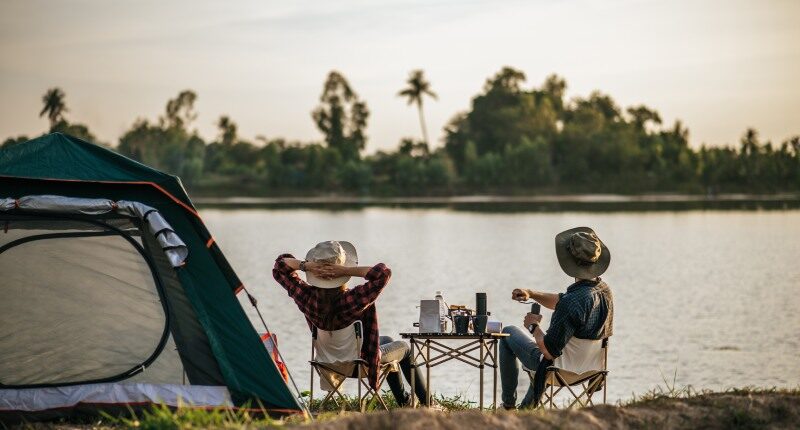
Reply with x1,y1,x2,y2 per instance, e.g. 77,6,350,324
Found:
201,207,800,404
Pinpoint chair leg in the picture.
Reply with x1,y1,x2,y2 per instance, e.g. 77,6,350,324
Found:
358,368,394,412
583,375,604,407
309,369,315,412
543,370,609,410
577,380,596,408
317,374,348,412
318,390,336,411
358,373,363,412
364,388,390,411
557,373,586,409
373,390,390,410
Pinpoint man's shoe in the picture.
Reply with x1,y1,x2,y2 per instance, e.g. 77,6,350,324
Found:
502,403,517,411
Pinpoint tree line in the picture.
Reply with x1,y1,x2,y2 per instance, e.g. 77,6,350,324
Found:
3,67,799,195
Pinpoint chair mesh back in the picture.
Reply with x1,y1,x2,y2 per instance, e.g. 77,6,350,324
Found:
553,337,605,375
313,321,363,364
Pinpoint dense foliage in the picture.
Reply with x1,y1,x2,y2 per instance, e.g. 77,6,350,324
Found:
3,68,798,195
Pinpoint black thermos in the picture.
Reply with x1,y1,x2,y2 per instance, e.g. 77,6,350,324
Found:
528,302,541,333
476,293,487,316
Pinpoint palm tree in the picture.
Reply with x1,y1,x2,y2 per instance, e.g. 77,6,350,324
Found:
217,115,237,146
398,70,437,145
40,88,67,130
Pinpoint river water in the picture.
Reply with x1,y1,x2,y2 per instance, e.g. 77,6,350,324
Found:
201,207,800,405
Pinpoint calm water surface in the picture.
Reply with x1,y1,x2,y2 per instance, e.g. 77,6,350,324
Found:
201,208,800,404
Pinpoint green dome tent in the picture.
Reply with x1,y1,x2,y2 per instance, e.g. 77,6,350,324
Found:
0,133,305,421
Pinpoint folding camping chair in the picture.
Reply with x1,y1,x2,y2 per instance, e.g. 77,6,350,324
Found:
309,321,399,412
524,337,609,409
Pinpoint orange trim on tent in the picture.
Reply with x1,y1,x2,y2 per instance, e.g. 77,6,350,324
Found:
206,237,215,248
235,284,244,294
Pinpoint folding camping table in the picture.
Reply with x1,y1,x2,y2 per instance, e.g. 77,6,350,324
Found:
400,332,509,410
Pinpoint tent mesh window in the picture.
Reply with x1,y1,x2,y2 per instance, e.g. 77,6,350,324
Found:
0,213,185,387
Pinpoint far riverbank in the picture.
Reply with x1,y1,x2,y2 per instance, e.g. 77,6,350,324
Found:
193,193,800,211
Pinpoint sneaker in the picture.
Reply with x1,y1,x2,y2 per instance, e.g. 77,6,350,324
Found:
502,403,517,411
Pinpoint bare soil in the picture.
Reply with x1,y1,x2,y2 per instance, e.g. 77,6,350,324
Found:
296,392,799,430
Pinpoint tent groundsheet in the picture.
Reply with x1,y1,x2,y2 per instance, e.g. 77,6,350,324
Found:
0,383,231,412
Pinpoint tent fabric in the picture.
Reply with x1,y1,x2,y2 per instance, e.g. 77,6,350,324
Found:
1,198,16,210
16,195,116,215
0,383,232,412
138,227,226,387
0,195,188,267
0,216,180,386
0,133,304,415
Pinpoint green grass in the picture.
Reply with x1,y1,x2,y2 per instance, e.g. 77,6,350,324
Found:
89,391,476,429
17,384,799,429
301,389,476,413
99,403,283,429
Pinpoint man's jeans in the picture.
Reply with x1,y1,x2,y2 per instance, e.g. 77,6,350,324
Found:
499,325,543,407
379,336,429,405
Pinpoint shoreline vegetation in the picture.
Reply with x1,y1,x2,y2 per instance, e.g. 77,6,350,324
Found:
5,67,799,198
192,193,800,212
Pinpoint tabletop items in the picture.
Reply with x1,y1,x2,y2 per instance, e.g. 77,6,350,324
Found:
415,292,502,334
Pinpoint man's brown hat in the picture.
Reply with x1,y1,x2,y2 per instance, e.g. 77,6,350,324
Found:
555,227,610,279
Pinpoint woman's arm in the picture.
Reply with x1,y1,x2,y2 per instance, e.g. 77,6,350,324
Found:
308,263,374,279
273,255,313,303
280,258,373,280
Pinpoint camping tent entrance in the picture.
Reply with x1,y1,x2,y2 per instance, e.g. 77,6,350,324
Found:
0,205,230,386
0,212,184,388
0,207,233,419
0,134,306,419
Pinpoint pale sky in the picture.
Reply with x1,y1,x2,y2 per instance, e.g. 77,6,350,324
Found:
1,0,798,152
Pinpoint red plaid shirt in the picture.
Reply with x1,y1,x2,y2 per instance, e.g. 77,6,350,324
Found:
272,254,391,389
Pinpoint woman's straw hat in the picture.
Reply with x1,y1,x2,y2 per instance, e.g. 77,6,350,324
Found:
555,227,610,279
304,240,358,289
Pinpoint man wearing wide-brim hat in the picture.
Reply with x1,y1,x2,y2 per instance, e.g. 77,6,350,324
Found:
499,227,615,409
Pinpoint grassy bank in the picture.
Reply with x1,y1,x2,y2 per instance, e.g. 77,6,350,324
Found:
11,387,799,430
299,388,800,430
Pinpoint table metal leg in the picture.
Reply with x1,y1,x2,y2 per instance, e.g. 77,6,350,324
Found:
479,338,485,410
410,338,416,408
426,340,431,407
493,339,498,410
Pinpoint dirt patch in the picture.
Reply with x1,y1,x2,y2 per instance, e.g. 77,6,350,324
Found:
295,392,799,430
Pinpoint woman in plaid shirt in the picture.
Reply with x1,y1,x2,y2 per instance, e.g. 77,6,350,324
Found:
273,240,429,406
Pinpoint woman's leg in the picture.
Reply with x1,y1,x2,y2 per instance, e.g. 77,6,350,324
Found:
499,325,542,407
379,336,408,404
380,338,429,405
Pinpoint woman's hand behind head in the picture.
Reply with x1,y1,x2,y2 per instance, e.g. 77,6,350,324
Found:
307,262,347,280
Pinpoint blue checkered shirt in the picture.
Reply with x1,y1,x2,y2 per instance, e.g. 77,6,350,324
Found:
543,279,614,358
